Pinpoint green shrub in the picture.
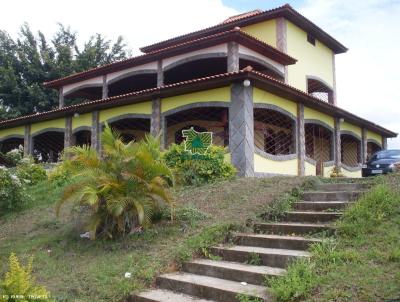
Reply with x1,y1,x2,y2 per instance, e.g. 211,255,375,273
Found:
163,143,236,186
0,167,30,215
15,159,47,186
1,146,24,166
0,253,53,301
48,163,72,187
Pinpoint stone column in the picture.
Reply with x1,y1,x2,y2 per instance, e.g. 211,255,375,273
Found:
276,17,288,83
91,111,101,154
361,128,368,163
331,54,337,106
24,125,32,157
229,82,254,177
102,75,108,99
334,117,342,167
157,60,164,87
297,103,305,176
382,137,388,150
227,42,239,72
64,116,73,150
151,97,161,136
59,87,64,108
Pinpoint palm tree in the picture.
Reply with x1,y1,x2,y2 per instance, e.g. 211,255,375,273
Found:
56,124,174,239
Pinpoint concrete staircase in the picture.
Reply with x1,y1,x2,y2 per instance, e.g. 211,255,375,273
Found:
131,182,366,302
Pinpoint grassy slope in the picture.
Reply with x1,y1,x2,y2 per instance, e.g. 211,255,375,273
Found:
0,176,304,302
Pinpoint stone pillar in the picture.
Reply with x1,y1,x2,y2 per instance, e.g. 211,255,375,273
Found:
361,128,368,163
102,75,108,99
227,41,239,73
331,54,337,106
276,17,288,83
91,111,101,154
334,118,342,167
151,97,161,137
24,125,32,157
59,87,64,108
297,103,305,176
64,116,73,150
229,82,254,177
157,60,164,87
382,137,388,150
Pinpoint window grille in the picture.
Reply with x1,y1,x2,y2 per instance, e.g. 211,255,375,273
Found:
74,130,91,147
305,124,333,163
341,134,361,167
109,118,150,144
367,142,381,160
254,108,295,155
33,131,64,163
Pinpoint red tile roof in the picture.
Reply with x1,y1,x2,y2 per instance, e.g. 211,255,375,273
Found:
2,68,395,137
43,29,296,89
140,4,347,54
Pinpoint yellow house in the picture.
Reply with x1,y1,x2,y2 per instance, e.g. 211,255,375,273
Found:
0,4,396,177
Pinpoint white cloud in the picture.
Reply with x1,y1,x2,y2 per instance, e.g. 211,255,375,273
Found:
299,0,400,148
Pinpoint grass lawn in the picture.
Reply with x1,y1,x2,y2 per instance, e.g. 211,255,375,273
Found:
0,176,304,302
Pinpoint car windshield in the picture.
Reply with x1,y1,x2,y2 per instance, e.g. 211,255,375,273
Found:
372,150,400,160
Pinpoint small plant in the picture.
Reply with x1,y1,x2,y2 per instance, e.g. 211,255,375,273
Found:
1,146,24,166
0,166,30,215
236,293,263,302
330,166,344,178
246,252,262,265
15,159,47,186
201,248,222,261
0,253,52,301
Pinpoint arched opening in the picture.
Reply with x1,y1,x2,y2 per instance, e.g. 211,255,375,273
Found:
73,130,91,147
108,117,151,144
164,57,227,85
108,73,157,97
307,78,334,104
165,107,228,147
0,137,24,154
239,58,284,81
341,134,361,167
305,123,333,175
367,141,382,161
254,108,295,156
33,131,65,163
64,86,103,106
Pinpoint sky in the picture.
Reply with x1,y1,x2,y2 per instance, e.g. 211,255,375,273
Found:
1,0,399,148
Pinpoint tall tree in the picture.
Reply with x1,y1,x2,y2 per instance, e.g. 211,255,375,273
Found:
0,24,130,120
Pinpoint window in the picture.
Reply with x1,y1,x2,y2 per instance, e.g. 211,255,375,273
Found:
307,33,316,46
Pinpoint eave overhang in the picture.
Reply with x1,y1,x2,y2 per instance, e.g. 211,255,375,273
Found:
140,4,348,55
4,69,395,138
43,29,296,89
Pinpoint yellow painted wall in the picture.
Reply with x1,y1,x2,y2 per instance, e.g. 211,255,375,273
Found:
254,153,298,175
100,101,152,122
72,113,92,130
304,107,334,129
286,21,334,92
342,167,362,178
341,121,361,138
253,88,297,116
162,87,230,113
305,161,316,176
242,20,277,47
367,130,382,144
31,118,65,134
0,126,25,139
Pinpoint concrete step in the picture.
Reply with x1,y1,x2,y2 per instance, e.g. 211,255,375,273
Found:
132,289,215,302
156,272,271,302
282,211,341,223
183,259,285,285
210,245,310,268
302,191,362,201
293,201,352,211
315,183,368,192
255,222,334,236
235,233,322,250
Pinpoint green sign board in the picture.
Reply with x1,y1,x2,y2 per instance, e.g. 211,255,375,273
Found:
182,127,213,155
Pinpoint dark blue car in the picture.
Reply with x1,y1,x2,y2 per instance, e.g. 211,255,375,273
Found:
362,149,400,177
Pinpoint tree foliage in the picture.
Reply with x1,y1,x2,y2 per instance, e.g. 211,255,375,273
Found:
0,23,130,120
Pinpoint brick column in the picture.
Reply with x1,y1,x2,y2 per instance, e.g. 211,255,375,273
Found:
361,128,368,163
24,125,32,157
157,60,163,87
382,137,388,150
59,87,64,108
297,103,305,176
64,116,73,150
229,82,254,177
91,111,101,154
102,75,108,99
334,118,341,167
227,41,239,72
151,97,161,137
